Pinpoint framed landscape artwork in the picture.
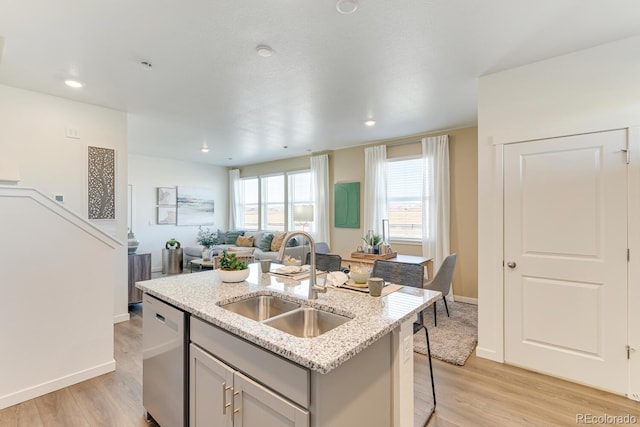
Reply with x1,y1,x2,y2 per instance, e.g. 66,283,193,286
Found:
177,186,215,226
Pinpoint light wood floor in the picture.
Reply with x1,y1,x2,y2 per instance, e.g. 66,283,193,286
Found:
1,305,638,427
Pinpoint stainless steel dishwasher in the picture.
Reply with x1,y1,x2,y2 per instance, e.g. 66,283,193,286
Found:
143,293,187,427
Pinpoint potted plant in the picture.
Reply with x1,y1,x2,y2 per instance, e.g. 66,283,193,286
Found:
362,233,382,254
196,227,218,261
163,238,183,275
165,238,180,249
217,250,250,283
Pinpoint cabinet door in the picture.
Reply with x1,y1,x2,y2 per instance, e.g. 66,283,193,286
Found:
233,371,309,427
190,344,234,427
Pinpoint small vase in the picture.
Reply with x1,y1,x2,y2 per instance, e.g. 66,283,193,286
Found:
127,231,139,254
202,247,211,261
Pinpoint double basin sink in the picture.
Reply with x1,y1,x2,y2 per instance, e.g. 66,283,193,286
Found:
220,295,351,338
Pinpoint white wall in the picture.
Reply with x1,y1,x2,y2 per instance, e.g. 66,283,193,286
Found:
0,84,129,322
477,35,640,369
128,154,228,271
0,189,119,409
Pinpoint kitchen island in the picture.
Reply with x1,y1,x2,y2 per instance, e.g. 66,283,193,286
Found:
137,263,440,427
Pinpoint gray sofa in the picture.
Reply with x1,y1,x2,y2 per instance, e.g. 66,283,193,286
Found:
183,230,311,266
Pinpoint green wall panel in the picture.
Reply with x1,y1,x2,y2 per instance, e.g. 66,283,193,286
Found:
334,182,360,228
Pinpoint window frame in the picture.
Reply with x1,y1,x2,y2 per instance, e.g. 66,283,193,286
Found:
240,176,260,231
260,173,286,232
238,169,312,233
287,170,314,233
386,155,424,244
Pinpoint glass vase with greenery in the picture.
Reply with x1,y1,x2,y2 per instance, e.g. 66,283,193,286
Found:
196,226,218,248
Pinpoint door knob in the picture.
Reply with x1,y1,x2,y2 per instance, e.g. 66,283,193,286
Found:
507,261,516,269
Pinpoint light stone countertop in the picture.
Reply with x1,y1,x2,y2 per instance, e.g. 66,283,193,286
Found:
136,263,441,374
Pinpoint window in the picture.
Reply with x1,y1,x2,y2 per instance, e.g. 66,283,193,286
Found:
238,171,312,232
288,171,314,232
387,157,424,241
241,177,259,231
261,174,285,231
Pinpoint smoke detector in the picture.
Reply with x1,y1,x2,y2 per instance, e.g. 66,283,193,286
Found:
336,0,358,14
256,45,273,57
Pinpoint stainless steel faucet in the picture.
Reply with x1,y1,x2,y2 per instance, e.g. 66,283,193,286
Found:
277,231,327,299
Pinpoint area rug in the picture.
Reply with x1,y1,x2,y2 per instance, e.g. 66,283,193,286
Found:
413,300,477,366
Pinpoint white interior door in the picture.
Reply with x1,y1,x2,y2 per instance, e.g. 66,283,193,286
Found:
504,130,628,394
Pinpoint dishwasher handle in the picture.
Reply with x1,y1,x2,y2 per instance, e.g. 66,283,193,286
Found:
155,313,166,323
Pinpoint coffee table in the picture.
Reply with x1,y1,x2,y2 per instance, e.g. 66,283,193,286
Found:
190,258,215,272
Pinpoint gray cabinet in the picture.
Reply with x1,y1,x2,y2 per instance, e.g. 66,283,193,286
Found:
190,344,308,427
128,253,151,303
190,316,391,427
190,344,233,426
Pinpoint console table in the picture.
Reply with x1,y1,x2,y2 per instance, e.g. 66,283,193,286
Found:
128,253,151,304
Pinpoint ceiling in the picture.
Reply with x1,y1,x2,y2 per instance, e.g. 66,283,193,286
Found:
1,0,639,167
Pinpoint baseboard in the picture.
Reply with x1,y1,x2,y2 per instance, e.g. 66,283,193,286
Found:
453,295,477,305
475,346,502,362
0,359,116,410
114,312,130,324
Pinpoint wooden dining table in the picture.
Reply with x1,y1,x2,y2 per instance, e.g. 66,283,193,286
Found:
340,252,434,280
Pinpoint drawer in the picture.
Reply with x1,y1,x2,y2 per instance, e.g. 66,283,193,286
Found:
190,317,310,408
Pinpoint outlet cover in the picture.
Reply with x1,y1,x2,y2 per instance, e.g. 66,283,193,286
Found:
66,127,80,139
54,194,64,203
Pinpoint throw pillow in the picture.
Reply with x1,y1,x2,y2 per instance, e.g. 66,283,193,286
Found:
225,230,244,245
271,231,287,252
236,235,254,247
217,229,227,244
259,233,274,252
245,231,264,247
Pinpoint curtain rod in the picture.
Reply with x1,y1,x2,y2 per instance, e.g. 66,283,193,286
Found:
386,139,422,148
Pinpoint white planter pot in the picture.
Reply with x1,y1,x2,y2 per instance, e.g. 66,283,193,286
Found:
218,268,250,283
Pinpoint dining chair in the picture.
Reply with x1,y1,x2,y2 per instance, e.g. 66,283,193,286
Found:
372,260,437,408
423,253,457,327
315,242,330,254
304,252,342,272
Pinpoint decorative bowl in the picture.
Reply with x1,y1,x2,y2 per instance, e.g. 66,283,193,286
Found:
218,268,250,283
350,269,371,284
283,259,302,267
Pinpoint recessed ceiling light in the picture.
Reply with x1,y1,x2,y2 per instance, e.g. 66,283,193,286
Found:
65,79,84,88
336,0,358,14
283,145,288,149
256,45,273,57
364,119,376,127
200,146,209,153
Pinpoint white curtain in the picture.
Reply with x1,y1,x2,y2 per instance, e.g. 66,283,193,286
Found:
228,169,243,230
364,145,388,236
310,154,330,244
422,135,450,287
